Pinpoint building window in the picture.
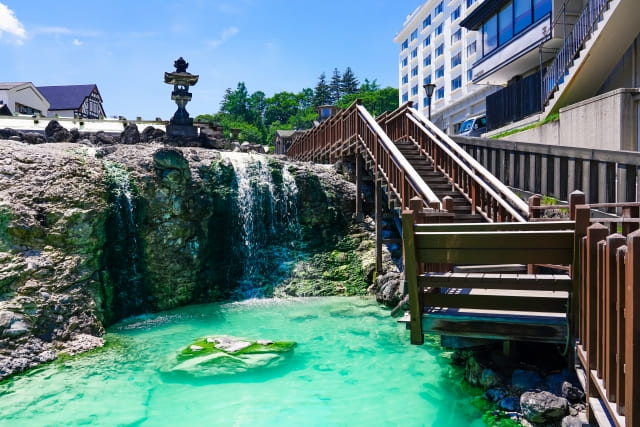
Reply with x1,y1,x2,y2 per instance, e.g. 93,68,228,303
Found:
451,52,462,68
423,97,429,107
402,74,408,84
467,41,477,56
424,75,432,85
424,55,431,66
423,15,431,28
436,87,445,99
482,14,498,55
411,66,419,77
402,92,409,102
467,0,475,7
451,6,461,22
435,23,443,37
411,85,419,95
498,2,514,45
434,1,443,16
402,57,408,67
451,29,462,44
424,35,431,47
514,0,532,34
435,44,444,57
435,66,445,78
467,69,473,81
411,48,418,58
451,75,462,90
410,29,418,41
534,0,552,21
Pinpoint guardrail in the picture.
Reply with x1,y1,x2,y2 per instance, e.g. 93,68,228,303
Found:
379,103,529,222
288,100,441,210
542,0,610,105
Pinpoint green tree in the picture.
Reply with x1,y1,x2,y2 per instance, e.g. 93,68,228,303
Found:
297,88,314,110
264,92,300,126
220,82,250,121
247,90,266,127
329,68,342,104
336,86,398,117
360,78,380,93
313,73,331,107
341,67,359,95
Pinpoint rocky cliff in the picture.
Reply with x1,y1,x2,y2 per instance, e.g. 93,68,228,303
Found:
0,140,387,379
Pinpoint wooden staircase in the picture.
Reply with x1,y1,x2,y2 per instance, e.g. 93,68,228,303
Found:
393,140,484,223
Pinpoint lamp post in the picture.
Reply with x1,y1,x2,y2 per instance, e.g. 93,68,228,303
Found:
423,83,436,121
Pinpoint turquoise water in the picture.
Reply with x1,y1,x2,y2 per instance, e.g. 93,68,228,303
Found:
0,297,485,426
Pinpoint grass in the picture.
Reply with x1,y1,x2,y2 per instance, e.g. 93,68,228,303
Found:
490,112,559,140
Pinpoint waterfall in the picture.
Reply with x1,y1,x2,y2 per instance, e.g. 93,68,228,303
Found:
103,161,146,320
219,152,301,297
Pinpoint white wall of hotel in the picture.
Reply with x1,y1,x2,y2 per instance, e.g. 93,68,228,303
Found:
0,115,166,134
0,83,50,116
393,0,501,133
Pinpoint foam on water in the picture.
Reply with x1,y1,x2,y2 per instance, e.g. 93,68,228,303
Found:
0,297,485,427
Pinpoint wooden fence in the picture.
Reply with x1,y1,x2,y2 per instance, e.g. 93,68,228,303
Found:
575,208,640,426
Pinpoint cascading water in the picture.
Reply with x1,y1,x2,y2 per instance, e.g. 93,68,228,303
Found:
219,152,302,298
103,161,147,321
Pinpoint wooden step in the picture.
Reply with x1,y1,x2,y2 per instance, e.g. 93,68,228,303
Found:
418,272,572,291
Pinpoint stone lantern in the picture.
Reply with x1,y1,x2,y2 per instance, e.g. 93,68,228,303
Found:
164,57,199,138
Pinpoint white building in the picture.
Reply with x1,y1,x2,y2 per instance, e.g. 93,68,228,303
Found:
0,82,50,116
394,0,501,134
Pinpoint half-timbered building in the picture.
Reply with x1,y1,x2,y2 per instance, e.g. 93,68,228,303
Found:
37,84,105,119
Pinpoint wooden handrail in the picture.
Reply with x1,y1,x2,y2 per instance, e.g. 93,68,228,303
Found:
404,112,528,222
355,104,440,208
406,107,530,217
288,100,441,210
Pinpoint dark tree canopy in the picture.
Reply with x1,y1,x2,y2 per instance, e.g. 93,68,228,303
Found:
341,67,359,96
329,68,342,104
195,67,397,146
313,73,331,107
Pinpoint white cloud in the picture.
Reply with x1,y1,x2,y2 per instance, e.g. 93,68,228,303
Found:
0,3,26,42
72,38,82,46
32,26,72,35
210,26,238,48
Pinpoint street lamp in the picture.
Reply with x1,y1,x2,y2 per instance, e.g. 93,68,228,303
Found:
423,83,436,121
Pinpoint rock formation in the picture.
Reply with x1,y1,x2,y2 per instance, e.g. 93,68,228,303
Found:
0,140,389,380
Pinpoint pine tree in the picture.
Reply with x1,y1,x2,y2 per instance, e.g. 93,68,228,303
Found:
313,72,331,107
341,67,359,95
329,68,342,103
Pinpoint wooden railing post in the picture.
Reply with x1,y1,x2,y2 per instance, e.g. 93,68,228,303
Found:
569,190,586,221
615,245,628,417
355,151,363,222
625,230,640,427
604,234,625,404
375,174,383,274
585,223,608,422
570,206,589,364
402,209,424,345
529,194,541,220
442,196,453,213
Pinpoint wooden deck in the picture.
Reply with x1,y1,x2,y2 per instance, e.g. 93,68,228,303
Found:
287,101,640,426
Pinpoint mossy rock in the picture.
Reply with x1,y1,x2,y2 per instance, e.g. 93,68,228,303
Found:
167,335,296,377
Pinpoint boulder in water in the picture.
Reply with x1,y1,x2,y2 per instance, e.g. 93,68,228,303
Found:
166,335,296,376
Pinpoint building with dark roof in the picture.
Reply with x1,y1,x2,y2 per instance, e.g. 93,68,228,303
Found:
0,82,50,116
37,84,105,119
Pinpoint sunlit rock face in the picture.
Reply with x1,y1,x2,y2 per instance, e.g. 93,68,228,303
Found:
0,141,388,379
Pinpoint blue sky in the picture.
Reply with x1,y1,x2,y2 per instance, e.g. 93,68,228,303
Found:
2,1,422,120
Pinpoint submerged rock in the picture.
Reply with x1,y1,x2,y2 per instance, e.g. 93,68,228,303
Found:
166,335,296,376
521,390,568,424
